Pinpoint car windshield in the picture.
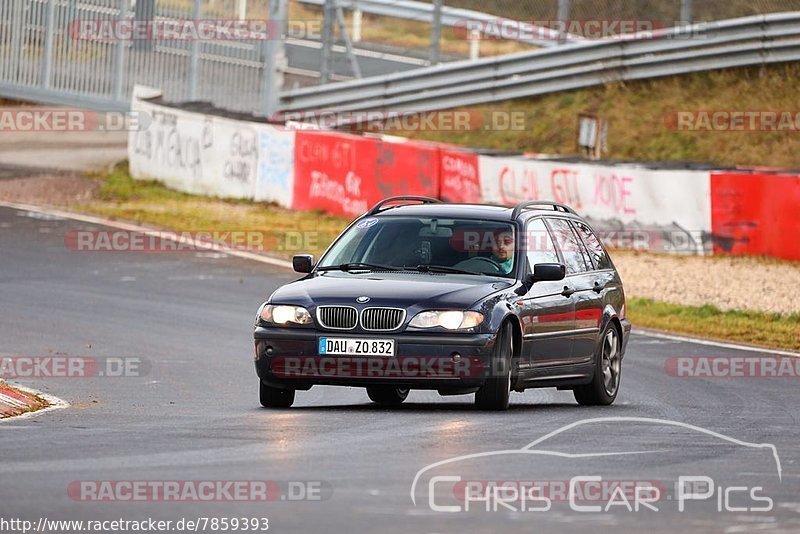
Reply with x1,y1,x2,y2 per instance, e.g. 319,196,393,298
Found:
318,217,517,278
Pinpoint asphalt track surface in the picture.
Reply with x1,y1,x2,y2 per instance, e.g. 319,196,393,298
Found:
0,205,798,533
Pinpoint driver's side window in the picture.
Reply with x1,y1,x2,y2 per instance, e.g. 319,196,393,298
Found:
524,219,560,272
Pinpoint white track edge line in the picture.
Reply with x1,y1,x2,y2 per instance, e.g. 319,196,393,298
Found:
634,329,800,357
0,200,294,270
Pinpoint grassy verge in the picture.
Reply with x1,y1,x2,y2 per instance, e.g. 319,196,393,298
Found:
77,163,350,259
75,165,799,352
627,298,800,352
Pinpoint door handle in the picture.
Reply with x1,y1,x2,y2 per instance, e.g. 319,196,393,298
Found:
561,286,577,297
593,281,605,293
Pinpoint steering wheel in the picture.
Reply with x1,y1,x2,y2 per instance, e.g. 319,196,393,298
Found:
455,256,504,274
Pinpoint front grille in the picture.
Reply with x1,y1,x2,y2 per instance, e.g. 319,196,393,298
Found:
317,306,358,330
361,308,406,331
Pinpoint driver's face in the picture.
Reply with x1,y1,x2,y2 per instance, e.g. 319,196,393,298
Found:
492,232,514,262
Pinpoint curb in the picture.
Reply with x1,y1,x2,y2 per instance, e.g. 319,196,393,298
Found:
0,380,48,419
0,380,69,421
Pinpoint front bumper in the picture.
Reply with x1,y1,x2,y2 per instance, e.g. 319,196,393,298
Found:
254,326,496,390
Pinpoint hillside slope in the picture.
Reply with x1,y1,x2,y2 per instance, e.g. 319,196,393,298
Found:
396,64,800,169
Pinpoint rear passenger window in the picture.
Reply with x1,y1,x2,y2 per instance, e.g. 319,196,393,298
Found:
524,219,560,268
574,221,612,270
547,218,590,274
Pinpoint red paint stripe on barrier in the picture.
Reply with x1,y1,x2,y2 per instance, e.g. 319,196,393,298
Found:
292,131,441,217
711,172,800,261
439,148,482,203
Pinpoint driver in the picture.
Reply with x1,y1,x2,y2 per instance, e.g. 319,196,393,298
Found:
491,231,515,274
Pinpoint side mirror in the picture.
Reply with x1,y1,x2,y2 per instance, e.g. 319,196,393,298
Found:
292,254,314,273
515,263,566,295
533,263,566,282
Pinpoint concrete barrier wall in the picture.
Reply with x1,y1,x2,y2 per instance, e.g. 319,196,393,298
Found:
128,87,799,260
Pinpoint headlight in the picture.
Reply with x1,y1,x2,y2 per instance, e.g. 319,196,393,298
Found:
408,310,484,330
259,304,313,326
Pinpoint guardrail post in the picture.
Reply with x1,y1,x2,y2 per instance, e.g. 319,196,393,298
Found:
352,8,362,42
431,0,443,65
40,0,57,89
112,0,128,101
188,0,202,100
468,29,480,60
681,0,693,25
262,0,288,117
557,0,570,44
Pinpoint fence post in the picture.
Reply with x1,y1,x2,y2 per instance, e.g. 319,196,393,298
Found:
134,0,154,51
40,0,57,89
10,0,23,81
320,0,335,84
187,0,202,100
430,0,443,65
335,7,362,78
112,0,128,101
261,0,288,117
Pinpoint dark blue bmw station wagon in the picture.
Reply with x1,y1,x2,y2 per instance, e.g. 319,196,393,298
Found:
254,197,631,410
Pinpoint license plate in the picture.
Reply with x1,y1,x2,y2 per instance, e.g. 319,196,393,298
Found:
319,338,395,356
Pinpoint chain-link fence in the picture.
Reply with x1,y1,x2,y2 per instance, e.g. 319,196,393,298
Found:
1,0,799,114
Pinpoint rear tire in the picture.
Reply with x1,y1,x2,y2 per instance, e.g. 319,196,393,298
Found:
260,381,295,408
574,323,621,406
367,386,409,406
475,323,513,411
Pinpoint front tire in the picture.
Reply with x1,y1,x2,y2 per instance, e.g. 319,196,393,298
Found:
475,323,513,411
260,381,295,408
367,386,409,406
574,323,621,406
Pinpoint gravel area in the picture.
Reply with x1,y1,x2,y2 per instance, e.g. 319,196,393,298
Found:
613,251,800,315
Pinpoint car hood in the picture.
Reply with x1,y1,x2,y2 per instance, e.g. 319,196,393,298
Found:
269,272,514,310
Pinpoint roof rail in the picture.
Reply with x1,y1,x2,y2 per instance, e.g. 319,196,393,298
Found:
511,201,578,219
366,196,442,216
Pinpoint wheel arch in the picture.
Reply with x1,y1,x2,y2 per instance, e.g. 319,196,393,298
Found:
502,314,523,362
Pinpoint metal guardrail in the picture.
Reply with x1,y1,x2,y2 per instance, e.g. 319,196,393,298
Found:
279,12,800,113
0,0,271,113
296,0,569,47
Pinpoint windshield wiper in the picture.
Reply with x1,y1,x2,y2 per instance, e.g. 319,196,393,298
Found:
412,265,481,275
317,262,402,272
